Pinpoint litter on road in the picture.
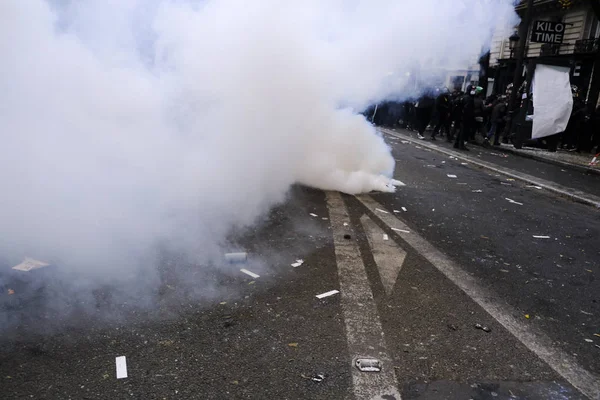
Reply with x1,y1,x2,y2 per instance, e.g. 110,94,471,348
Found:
401,140,409,144
392,228,410,233
355,358,382,372
311,373,325,383
447,174,457,178
225,252,247,263
505,198,523,206
526,185,543,189
240,269,260,279
375,208,389,214
309,213,318,217
501,182,512,186
474,323,491,333
115,356,128,379
461,162,468,165
291,259,304,268
472,190,483,193
343,222,349,226
533,235,551,239
584,339,594,343
401,207,407,212
581,310,593,316
383,234,389,241
316,290,339,299
12,258,50,272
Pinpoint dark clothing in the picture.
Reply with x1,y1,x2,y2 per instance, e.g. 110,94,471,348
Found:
433,93,451,138
487,102,508,144
415,95,435,135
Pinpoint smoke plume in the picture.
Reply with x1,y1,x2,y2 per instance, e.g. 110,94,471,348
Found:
0,0,517,323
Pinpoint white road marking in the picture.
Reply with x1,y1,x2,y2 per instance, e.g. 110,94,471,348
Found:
356,195,600,400
361,215,407,297
315,289,339,299
240,269,260,279
326,192,401,400
115,356,128,379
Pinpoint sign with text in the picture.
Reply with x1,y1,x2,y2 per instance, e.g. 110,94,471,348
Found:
532,21,565,44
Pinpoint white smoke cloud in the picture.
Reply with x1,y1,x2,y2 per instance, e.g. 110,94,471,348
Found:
0,1,517,288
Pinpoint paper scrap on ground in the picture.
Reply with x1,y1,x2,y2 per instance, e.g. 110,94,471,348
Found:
343,222,349,226
309,213,318,217
533,235,550,239
240,269,260,279
291,259,304,268
375,208,389,214
383,234,389,241
12,258,50,272
115,356,128,379
316,290,339,299
401,207,407,212
505,198,523,206
526,185,543,190
401,140,409,144
393,209,400,213
472,190,483,193
392,228,410,233
461,162,468,165
447,174,457,178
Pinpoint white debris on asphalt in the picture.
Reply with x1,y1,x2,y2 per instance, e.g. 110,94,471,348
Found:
461,162,468,165
240,269,260,279
291,259,304,268
316,290,339,299
472,190,483,193
115,356,128,379
501,182,512,186
401,140,409,144
447,174,457,178
375,208,389,214
383,234,389,241
322,217,328,220
343,222,349,226
505,198,523,206
225,252,247,263
441,161,446,164
393,209,400,213
584,339,594,343
532,235,550,239
401,207,407,212
309,213,318,217
526,185,543,190
392,228,410,233
12,258,50,272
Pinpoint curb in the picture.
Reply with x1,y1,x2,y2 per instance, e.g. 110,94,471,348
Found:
380,128,600,209
490,145,600,177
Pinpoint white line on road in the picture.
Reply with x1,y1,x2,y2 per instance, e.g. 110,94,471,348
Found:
360,215,407,297
326,192,401,400
356,195,600,400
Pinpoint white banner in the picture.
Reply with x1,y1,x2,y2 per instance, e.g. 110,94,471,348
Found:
532,64,573,139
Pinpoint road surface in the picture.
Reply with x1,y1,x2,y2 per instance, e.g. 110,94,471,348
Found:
1,129,599,399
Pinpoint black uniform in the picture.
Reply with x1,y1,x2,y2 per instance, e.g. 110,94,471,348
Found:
432,92,451,139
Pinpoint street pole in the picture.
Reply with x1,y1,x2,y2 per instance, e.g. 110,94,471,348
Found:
507,0,535,146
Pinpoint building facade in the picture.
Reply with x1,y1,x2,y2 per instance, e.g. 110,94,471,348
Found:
487,0,600,105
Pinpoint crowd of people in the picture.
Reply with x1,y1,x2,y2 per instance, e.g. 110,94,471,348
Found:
368,83,600,155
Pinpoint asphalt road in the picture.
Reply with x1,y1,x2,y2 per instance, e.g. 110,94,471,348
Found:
0,133,599,399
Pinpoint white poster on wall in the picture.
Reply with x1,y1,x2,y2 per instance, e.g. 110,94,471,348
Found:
532,64,573,139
